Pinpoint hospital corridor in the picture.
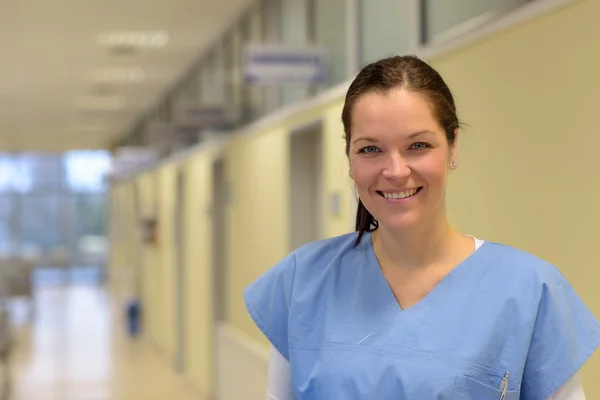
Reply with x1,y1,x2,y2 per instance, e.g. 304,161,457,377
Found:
2,0,600,398
6,284,199,400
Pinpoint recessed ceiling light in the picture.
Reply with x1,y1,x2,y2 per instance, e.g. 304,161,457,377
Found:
90,67,146,83
97,31,169,50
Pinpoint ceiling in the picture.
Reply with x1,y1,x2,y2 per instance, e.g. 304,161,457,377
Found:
0,0,253,152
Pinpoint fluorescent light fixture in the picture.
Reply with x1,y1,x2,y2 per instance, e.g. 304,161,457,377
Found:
77,95,126,111
97,31,169,49
90,67,146,83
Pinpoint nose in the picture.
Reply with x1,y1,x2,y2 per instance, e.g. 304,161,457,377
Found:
381,151,410,180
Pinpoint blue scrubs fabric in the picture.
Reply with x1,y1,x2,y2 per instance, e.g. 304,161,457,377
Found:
244,232,600,400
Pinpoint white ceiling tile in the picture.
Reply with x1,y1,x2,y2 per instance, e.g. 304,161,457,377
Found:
0,0,254,151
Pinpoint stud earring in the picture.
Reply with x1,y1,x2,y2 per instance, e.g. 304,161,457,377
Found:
451,162,457,168
349,171,354,178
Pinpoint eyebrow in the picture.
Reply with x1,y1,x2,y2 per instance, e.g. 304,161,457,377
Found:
352,130,435,144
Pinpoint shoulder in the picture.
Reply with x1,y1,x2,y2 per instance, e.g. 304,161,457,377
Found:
480,241,567,289
257,231,364,285
244,231,362,296
290,231,363,269
479,243,600,398
242,232,364,360
468,240,579,318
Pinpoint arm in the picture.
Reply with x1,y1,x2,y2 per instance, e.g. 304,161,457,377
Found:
520,269,600,400
267,344,294,400
243,252,298,399
548,373,586,400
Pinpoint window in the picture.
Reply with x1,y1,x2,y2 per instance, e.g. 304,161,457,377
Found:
314,0,348,87
280,0,311,106
359,0,416,65
424,0,530,45
63,150,112,193
0,151,111,265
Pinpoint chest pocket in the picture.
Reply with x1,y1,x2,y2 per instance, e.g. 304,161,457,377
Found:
452,375,520,400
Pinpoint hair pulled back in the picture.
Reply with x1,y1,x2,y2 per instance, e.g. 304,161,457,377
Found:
342,55,460,246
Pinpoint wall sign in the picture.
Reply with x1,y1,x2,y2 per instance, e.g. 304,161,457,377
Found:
243,44,327,85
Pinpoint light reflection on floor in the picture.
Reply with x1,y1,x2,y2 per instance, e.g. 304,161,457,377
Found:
3,283,201,400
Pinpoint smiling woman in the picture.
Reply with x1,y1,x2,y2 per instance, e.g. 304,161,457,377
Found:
243,55,600,400
348,89,457,238
341,56,461,248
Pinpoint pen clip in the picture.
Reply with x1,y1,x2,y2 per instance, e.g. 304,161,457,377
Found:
499,371,509,400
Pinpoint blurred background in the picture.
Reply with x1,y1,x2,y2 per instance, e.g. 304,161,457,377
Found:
0,0,598,398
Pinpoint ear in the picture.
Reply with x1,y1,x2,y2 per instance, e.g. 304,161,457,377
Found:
449,128,459,169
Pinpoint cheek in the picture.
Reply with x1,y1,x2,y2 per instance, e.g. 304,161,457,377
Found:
351,159,378,186
416,157,450,184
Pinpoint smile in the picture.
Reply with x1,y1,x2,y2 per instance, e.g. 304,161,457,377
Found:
377,187,422,200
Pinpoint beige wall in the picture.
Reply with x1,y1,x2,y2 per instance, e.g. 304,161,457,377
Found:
135,173,160,347
431,0,600,394
107,183,124,296
107,181,139,304
108,0,600,396
153,163,178,361
225,127,292,345
225,100,359,346
320,101,357,237
181,149,219,395
114,146,224,397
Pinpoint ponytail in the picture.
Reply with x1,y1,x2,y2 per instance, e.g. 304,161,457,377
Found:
354,199,378,246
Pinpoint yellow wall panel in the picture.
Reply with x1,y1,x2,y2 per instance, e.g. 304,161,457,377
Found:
225,128,290,344
155,163,178,361
107,182,138,303
320,99,356,238
107,184,123,294
430,0,600,394
181,149,218,396
135,173,160,346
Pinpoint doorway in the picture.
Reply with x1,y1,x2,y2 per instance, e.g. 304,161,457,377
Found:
289,120,323,251
211,156,228,390
173,169,186,373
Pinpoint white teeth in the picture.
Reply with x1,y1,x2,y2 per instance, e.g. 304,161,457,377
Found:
382,189,418,199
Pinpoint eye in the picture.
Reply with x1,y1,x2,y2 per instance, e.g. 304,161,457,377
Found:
410,142,430,150
358,145,380,154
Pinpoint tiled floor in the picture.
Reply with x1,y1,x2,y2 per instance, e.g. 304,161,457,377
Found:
4,284,201,400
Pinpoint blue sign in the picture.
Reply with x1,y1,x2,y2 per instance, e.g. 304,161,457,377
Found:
244,44,327,84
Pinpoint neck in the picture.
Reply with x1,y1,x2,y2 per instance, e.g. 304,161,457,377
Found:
372,214,460,270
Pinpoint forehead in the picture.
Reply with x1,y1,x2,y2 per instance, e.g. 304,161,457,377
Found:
350,89,442,139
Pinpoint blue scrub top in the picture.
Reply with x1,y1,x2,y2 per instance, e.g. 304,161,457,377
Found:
244,231,600,400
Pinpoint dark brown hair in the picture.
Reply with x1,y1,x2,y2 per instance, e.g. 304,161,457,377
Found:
342,55,461,246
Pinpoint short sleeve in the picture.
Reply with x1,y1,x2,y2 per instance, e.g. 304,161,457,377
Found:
243,252,297,361
522,271,600,400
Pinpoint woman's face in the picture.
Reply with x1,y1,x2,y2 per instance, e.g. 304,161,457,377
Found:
348,89,457,231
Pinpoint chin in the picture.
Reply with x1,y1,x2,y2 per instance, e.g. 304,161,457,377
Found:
376,213,422,231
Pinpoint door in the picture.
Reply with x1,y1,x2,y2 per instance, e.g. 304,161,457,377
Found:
173,169,186,373
289,120,324,250
211,156,228,393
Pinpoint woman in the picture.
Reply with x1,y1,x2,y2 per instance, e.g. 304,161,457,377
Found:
244,55,600,399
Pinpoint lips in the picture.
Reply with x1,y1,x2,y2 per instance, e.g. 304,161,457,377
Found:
377,187,423,200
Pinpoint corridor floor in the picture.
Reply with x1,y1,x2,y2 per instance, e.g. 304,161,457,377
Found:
6,284,201,400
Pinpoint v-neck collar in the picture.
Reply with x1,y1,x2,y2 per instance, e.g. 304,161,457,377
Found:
363,231,489,315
